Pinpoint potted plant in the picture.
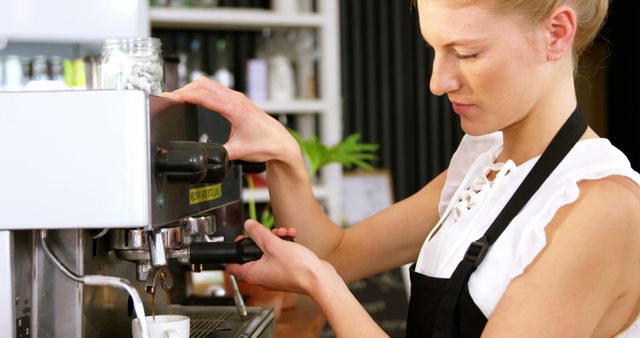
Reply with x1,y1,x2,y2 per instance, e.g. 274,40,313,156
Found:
247,129,379,228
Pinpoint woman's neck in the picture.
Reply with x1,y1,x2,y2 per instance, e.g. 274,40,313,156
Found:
497,76,579,165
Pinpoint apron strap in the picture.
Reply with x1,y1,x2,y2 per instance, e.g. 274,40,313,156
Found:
432,107,588,338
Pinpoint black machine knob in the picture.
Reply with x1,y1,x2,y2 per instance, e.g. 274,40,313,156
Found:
156,141,208,183
201,143,229,184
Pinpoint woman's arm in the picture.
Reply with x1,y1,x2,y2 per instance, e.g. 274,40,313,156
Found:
165,78,446,282
482,177,640,337
266,145,448,281
227,220,390,338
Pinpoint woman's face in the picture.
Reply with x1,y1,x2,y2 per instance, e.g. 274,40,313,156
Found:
418,0,551,135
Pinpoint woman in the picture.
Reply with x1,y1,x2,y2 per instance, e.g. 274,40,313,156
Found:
164,0,640,336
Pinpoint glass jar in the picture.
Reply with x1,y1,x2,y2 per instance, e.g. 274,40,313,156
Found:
98,37,164,95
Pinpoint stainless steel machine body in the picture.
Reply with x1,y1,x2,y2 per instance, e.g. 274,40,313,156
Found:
0,90,273,338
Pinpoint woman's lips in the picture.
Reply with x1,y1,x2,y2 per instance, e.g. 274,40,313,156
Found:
451,102,475,115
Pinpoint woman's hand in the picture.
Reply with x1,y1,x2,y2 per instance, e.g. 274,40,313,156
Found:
229,221,389,337
226,219,334,295
163,77,299,163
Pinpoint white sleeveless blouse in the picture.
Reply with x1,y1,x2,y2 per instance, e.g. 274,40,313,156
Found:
414,132,640,337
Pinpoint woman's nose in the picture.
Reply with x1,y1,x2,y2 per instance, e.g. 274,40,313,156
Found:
429,56,460,96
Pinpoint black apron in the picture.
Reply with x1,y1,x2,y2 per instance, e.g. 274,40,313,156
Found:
406,107,588,338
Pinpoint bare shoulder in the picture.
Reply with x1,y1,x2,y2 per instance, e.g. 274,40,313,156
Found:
547,175,640,261
484,175,640,337
569,175,640,235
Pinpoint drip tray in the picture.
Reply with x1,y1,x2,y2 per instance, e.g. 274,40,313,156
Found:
172,305,275,338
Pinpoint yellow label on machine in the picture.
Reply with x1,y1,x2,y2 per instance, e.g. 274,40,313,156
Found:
189,184,222,205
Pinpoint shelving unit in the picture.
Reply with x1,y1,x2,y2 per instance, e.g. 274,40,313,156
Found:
255,99,330,114
149,2,343,223
150,7,324,29
243,185,330,203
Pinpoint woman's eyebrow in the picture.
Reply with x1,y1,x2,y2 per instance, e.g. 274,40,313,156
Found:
424,37,487,49
444,38,486,47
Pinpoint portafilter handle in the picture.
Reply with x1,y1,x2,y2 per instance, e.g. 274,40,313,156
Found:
186,236,294,265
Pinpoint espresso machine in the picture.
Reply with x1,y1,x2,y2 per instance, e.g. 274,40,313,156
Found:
0,90,275,338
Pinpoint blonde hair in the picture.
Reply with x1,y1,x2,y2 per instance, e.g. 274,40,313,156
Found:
414,0,609,60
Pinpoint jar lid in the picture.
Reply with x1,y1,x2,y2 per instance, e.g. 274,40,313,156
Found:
102,37,162,52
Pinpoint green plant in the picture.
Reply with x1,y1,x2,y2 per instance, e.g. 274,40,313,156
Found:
246,130,379,228
246,174,275,228
289,129,379,177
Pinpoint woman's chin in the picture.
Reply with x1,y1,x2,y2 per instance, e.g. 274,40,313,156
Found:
460,122,495,137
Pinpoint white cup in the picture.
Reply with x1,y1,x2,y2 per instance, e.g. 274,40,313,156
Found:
132,315,190,338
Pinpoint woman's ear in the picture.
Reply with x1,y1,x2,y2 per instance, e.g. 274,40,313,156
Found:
545,5,577,61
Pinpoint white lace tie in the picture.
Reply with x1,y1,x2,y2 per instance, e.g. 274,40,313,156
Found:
453,161,514,221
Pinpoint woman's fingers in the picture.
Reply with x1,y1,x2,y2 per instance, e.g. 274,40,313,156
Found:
165,82,241,121
225,220,273,283
225,262,251,282
243,219,277,253
271,227,297,238
162,77,299,164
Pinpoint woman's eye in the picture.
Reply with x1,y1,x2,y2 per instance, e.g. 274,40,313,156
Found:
454,52,478,60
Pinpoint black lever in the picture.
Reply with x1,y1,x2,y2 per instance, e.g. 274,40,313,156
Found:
156,141,207,183
201,143,229,184
189,236,294,264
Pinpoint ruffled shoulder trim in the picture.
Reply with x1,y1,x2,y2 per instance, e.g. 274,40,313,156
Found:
509,139,640,280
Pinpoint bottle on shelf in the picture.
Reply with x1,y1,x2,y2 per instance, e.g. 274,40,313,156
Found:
3,55,24,91
175,32,190,87
20,57,31,86
169,0,186,7
246,30,269,101
0,56,4,89
211,37,235,88
62,57,88,89
196,0,219,7
189,33,207,81
49,56,65,83
298,0,314,13
31,55,50,81
83,55,98,89
272,0,298,14
164,55,180,91
293,29,318,99
267,31,295,101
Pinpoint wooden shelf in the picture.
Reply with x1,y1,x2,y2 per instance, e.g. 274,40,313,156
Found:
256,100,329,114
243,185,329,203
150,7,324,30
